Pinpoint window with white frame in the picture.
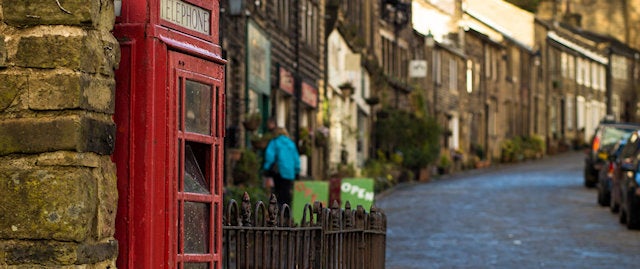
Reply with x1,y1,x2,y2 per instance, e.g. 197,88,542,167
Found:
576,58,584,85
450,58,457,92
566,95,573,131
434,49,442,85
599,65,606,91
577,96,585,130
568,54,575,80
592,62,599,90
584,60,591,88
561,52,568,78
466,60,473,93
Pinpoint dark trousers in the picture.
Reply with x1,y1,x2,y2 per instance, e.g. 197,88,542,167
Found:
273,174,294,207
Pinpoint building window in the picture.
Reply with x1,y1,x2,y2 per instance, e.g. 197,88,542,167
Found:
301,0,318,51
433,49,441,85
566,94,573,131
561,52,567,78
591,62,598,90
568,54,575,80
276,0,290,31
599,65,606,91
576,58,584,85
466,60,473,93
612,55,628,80
449,58,457,92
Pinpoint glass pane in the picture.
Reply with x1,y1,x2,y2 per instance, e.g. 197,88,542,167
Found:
184,202,210,254
185,79,212,134
184,263,209,269
179,78,184,131
184,145,210,194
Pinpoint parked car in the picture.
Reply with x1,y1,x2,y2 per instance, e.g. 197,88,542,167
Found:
596,137,629,210
618,130,640,229
584,119,640,188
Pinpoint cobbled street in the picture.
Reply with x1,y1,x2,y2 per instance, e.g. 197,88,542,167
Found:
378,151,640,269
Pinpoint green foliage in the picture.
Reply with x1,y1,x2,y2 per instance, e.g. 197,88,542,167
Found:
501,135,545,162
438,154,451,168
374,108,441,171
231,149,261,186
223,185,269,208
362,152,401,193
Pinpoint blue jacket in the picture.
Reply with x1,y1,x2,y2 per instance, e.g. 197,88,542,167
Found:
262,135,300,180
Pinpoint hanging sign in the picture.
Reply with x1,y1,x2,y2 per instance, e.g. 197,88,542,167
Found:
279,67,294,95
301,82,318,108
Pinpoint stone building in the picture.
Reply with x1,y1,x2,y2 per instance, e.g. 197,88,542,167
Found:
220,0,326,180
0,0,120,267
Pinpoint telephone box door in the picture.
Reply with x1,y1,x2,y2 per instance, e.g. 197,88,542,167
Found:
167,51,224,268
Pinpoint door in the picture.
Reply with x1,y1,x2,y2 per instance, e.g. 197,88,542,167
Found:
168,51,224,268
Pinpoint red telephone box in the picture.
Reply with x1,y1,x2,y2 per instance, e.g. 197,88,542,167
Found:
113,0,225,268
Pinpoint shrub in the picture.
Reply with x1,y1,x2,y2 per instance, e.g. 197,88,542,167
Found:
374,108,441,173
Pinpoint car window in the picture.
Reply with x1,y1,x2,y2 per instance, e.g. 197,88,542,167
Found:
602,126,637,146
620,132,640,158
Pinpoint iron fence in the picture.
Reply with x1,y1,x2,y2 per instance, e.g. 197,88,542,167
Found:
223,193,386,269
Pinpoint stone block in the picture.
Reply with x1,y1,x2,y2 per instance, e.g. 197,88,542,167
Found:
95,158,118,240
16,35,83,69
28,72,84,110
83,76,116,114
0,74,27,112
0,166,97,242
36,152,102,168
2,0,100,27
0,35,6,68
28,72,115,113
16,33,108,74
0,240,117,266
0,115,115,156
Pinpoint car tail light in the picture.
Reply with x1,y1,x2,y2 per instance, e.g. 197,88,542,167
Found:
592,135,601,152
608,162,615,177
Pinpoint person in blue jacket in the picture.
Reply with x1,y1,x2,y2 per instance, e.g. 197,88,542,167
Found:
262,127,300,207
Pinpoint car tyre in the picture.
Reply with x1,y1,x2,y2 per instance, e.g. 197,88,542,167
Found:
584,166,597,188
620,206,627,224
597,181,610,207
626,191,640,230
610,195,620,213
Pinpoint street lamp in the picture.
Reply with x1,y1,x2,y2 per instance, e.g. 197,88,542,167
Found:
425,30,437,115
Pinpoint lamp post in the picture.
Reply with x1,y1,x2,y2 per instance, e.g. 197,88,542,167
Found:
425,30,436,115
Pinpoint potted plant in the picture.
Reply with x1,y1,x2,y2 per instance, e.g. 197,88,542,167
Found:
437,154,451,175
243,112,262,131
298,127,312,155
250,133,270,150
338,81,355,97
314,126,329,147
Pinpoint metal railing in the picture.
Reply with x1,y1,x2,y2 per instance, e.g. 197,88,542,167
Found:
223,193,386,269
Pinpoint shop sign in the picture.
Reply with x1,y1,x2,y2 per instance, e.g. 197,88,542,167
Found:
301,82,318,108
247,21,271,95
292,181,329,223
279,67,294,95
160,0,211,35
340,178,374,210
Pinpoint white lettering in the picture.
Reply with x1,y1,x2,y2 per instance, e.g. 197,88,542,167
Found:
340,182,374,202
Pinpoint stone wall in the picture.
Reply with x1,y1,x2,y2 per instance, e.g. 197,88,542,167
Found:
0,0,120,267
